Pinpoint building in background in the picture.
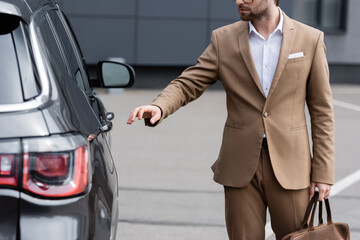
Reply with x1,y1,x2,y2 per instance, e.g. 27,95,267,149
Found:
57,0,359,84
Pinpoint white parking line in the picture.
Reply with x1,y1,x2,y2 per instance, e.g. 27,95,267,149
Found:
265,167,360,239
333,99,360,112
331,168,360,196
266,99,360,239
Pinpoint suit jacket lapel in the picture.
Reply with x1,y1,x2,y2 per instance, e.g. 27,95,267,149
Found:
238,22,265,98
267,13,296,99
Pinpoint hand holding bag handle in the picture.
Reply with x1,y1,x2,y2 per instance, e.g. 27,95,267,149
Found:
282,192,350,240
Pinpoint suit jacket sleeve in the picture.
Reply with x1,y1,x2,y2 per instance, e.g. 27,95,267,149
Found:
306,32,335,185
150,31,219,125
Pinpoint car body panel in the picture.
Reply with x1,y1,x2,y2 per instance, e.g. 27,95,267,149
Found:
0,189,19,240
40,74,101,136
19,192,91,240
23,0,51,13
0,0,31,22
0,110,49,138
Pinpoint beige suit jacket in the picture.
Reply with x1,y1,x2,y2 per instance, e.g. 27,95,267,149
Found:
151,13,335,190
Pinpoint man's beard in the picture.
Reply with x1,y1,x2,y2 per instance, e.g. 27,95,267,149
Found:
239,2,269,22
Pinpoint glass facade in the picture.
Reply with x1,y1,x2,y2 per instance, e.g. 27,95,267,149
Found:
59,0,360,69
292,0,347,32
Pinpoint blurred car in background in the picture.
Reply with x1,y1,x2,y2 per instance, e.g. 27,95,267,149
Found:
0,0,134,239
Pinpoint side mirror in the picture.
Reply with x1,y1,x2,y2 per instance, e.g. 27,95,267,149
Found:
96,61,135,88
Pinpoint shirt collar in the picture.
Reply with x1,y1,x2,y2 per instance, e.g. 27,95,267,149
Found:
249,7,284,36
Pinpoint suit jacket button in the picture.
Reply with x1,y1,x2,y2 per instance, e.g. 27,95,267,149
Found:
263,112,268,118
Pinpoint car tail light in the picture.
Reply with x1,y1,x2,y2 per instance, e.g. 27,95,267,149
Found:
36,154,69,178
23,146,88,197
0,154,17,186
1,155,13,175
22,134,90,198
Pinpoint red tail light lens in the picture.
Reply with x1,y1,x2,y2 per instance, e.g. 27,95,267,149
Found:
0,155,17,186
23,145,88,198
36,154,69,178
0,155,13,175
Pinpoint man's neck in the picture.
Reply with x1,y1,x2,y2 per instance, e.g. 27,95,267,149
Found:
251,6,280,40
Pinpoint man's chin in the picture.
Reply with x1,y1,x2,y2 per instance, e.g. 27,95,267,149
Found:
240,14,251,21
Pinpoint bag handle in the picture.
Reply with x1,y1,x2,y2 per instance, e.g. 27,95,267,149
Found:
308,195,318,230
316,196,333,225
301,192,319,229
324,198,333,224
301,192,334,230
319,199,323,224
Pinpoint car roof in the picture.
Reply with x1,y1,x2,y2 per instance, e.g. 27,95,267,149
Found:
0,0,51,23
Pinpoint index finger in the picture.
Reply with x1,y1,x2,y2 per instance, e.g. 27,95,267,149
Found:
127,107,140,124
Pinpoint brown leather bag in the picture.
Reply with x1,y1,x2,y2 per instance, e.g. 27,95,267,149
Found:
282,192,350,240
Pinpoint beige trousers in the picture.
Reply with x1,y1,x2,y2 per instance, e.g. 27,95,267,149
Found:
224,145,309,240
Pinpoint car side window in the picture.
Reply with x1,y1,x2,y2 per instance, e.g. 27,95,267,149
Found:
13,23,41,100
47,10,88,92
0,14,40,104
0,19,23,104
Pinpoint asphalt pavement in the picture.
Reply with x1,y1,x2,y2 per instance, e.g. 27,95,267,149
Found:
97,84,360,240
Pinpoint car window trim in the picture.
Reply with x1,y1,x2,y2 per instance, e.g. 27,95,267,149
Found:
55,10,91,91
45,11,73,78
0,3,57,113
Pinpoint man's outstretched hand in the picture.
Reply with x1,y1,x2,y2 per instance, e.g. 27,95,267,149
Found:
127,105,162,125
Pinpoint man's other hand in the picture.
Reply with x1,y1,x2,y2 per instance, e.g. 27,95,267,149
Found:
310,182,331,201
127,105,161,125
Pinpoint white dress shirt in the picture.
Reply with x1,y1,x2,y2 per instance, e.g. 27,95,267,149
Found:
249,8,284,98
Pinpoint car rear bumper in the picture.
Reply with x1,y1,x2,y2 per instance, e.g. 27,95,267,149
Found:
1,184,117,240
19,192,92,240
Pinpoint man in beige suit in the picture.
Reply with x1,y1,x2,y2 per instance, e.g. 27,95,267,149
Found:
127,0,334,239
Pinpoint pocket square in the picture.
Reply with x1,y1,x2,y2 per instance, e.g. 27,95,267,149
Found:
288,52,304,59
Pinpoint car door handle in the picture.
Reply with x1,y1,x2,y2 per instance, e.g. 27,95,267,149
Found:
106,112,115,121
88,121,113,142
100,121,113,132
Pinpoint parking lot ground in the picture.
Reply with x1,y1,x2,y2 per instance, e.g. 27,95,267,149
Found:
97,84,360,240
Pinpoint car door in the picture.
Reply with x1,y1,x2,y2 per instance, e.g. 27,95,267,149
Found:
47,9,116,170
33,0,118,222
36,6,119,238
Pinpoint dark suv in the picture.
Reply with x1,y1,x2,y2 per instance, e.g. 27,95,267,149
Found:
0,0,134,239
